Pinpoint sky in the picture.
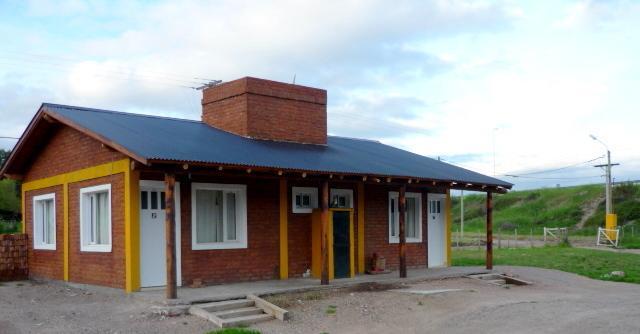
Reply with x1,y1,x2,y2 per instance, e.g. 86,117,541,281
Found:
0,0,639,191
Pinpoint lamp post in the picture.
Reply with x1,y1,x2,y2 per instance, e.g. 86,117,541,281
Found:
590,134,615,215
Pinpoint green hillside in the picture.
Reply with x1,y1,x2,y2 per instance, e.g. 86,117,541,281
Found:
451,183,640,234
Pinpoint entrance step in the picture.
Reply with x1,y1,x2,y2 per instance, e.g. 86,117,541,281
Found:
189,295,288,328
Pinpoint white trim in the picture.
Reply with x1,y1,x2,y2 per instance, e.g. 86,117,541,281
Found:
388,191,423,244
139,180,182,287
79,184,112,252
330,188,353,209
191,182,248,250
32,193,56,250
291,186,318,213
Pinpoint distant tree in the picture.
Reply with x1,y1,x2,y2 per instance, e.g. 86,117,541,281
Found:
0,149,9,168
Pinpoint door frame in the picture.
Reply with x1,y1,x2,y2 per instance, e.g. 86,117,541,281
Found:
140,180,182,287
311,208,355,279
427,193,446,268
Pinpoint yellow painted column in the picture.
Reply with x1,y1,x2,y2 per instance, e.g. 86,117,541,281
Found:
357,183,365,274
445,190,452,266
279,179,288,279
63,183,69,281
124,165,141,293
21,186,26,233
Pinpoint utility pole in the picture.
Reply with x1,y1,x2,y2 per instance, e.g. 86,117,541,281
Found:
591,135,619,215
460,190,464,239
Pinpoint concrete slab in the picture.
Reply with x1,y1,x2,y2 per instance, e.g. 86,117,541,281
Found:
391,288,470,295
134,266,490,303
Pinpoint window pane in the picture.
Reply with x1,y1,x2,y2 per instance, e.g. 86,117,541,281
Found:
390,198,396,237
302,195,310,207
141,191,148,210
437,200,441,214
226,192,236,240
406,198,416,238
160,192,166,210
151,192,158,210
295,195,301,207
96,192,110,245
196,190,223,243
45,200,54,244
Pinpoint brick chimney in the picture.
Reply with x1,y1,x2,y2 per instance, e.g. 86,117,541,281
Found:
201,77,327,145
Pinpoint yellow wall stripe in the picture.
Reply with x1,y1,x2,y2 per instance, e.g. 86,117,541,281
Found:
21,159,139,291
445,189,452,266
279,179,288,279
357,183,365,274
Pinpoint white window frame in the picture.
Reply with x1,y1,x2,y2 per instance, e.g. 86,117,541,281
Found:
33,193,56,250
330,188,353,209
292,187,318,213
388,191,422,244
191,183,248,250
80,184,112,253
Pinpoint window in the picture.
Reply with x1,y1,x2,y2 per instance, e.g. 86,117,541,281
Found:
191,183,247,250
33,193,56,250
292,187,318,213
80,184,112,252
388,192,422,243
330,189,353,208
429,200,441,214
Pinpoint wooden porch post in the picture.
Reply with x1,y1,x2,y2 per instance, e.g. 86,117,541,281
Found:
320,180,330,285
398,184,407,278
486,191,493,270
164,173,177,299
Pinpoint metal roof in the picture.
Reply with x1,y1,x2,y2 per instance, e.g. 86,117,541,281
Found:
42,103,512,188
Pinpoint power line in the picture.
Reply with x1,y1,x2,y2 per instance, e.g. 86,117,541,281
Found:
500,155,604,177
0,136,19,140
503,174,603,180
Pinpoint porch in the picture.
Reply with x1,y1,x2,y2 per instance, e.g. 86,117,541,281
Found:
135,266,491,304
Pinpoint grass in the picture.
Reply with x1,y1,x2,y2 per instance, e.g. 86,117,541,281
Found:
453,246,640,284
450,183,640,235
619,235,640,249
205,328,260,334
325,305,337,315
0,220,20,234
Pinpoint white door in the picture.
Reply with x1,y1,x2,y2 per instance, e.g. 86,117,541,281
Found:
427,194,446,268
140,181,181,287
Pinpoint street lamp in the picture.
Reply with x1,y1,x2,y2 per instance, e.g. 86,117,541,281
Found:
589,134,615,215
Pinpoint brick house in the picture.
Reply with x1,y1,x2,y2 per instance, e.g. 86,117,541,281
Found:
0,77,511,294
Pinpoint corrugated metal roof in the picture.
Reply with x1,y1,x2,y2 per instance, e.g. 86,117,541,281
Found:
43,103,512,188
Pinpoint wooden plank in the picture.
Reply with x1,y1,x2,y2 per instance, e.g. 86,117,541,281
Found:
398,185,407,278
247,294,290,321
279,179,288,279
320,180,329,285
165,173,177,299
486,192,493,270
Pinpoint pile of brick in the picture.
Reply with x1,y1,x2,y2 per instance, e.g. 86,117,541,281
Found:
0,234,28,281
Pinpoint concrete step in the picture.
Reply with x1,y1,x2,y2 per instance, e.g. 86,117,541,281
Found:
220,313,275,328
196,299,255,312
488,279,506,285
214,306,264,319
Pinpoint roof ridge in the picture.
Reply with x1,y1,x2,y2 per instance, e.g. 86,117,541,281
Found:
42,102,203,124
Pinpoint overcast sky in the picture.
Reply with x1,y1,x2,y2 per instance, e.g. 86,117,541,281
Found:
1,0,639,190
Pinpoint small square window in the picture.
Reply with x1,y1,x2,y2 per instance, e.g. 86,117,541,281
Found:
292,187,318,213
330,189,353,209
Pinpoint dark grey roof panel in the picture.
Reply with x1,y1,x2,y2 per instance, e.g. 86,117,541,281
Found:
43,103,512,187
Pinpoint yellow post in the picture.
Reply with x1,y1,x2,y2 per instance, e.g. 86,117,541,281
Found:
63,184,69,281
279,179,289,279
357,183,365,274
445,190,452,266
124,166,141,292
606,213,618,240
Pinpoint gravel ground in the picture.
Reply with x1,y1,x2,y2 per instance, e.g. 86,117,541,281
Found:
1,266,639,333
255,266,640,334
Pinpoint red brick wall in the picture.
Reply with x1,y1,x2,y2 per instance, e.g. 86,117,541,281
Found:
68,174,125,289
24,126,125,182
24,185,64,281
21,125,126,288
0,234,29,281
201,77,327,145
180,177,280,285
364,185,428,270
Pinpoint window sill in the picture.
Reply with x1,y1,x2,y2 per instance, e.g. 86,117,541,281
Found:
80,244,112,252
192,241,248,250
34,244,56,251
389,238,422,244
292,207,314,214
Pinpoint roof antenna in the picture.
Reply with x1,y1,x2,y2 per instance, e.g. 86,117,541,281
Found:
292,74,296,85
194,80,223,90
